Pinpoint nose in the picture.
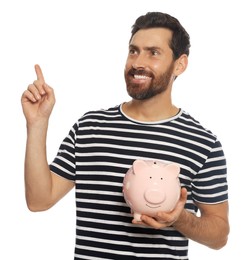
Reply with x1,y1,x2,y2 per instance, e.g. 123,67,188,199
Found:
144,189,166,204
132,53,147,69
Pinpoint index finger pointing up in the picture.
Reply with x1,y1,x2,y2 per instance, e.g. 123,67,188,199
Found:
34,64,45,83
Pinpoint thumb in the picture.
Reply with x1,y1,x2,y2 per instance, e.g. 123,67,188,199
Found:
179,187,188,204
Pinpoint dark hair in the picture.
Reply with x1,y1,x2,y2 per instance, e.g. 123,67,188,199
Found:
130,12,191,60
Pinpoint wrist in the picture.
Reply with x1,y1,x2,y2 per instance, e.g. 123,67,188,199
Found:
27,118,49,129
173,208,188,229
26,119,49,138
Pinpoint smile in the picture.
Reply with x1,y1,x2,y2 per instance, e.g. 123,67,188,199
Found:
146,204,161,209
134,75,151,80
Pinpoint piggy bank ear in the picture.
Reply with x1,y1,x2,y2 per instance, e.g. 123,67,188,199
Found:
132,160,148,175
165,163,180,177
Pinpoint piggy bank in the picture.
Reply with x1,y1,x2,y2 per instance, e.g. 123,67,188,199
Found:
123,159,181,221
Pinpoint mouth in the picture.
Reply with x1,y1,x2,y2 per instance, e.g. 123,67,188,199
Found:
130,73,152,85
128,68,153,82
146,204,161,209
133,74,151,80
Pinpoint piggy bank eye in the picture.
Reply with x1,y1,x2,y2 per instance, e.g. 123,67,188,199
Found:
149,176,152,179
161,177,163,180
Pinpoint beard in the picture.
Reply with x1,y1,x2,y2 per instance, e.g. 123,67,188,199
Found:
124,65,174,100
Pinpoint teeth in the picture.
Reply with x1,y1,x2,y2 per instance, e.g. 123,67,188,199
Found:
134,75,150,79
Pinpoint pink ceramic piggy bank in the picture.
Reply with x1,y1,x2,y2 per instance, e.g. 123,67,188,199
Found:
123,159,181,221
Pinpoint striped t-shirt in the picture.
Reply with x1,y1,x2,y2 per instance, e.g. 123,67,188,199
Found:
50,104,228,260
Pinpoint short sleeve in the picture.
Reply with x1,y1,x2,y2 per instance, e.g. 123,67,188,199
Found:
49,122,78,181
191,139,228,204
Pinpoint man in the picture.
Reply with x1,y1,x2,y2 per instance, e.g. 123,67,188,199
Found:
21,12,229,259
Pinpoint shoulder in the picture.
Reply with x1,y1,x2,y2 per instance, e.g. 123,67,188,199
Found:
83,105,121,117
175,110,219,144
76,105,122,126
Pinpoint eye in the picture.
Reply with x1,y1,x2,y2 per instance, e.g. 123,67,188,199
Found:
150,49,160,56
129,48,137,55
160,177,163,180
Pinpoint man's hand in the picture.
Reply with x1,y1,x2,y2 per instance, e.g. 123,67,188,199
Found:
21,64,55,125
132,187,188,229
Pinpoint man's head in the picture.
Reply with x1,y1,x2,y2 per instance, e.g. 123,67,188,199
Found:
130,12,190,60
125,12,190,100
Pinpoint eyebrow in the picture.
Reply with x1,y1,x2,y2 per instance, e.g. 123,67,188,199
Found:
129,44,163,52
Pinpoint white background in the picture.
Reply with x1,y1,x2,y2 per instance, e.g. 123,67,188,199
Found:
1,0,251,259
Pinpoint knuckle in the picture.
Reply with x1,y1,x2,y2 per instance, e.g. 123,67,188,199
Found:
27,84,34,91
33,79,42,87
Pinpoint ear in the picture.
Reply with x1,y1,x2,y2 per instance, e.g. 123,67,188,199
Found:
165,163,180,177
132,160,148,175
173,54,188,77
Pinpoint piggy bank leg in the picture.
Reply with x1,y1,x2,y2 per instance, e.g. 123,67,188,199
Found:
133,212,142,222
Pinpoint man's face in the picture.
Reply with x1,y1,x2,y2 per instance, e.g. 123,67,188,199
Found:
124,28,175,100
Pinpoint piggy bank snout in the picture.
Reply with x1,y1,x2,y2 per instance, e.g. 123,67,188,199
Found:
144,188,166,204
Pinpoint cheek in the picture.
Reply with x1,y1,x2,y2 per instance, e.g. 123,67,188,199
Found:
124,61,130,73
151,60,161,69
149,60,168,76
124,58,132,71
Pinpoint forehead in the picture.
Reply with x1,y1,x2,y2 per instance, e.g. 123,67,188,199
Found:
130,28,173,50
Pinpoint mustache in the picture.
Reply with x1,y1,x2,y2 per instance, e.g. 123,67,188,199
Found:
127,68,154,78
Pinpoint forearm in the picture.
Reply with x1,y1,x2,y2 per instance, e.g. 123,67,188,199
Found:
24,121,53,211
173,208,229,249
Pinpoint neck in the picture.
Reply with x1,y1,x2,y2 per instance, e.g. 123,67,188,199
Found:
122,91,179,122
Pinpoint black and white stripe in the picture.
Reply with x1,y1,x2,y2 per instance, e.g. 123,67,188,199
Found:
50,104,228,260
